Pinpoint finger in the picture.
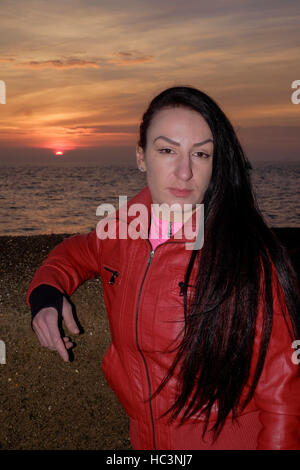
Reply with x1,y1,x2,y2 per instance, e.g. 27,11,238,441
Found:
36,310,60,349
63,336,74,350
32,321,49,348
49,332,69,362
33,308,58,348
39,321,59,351
62,298,80,334
44,314,69,361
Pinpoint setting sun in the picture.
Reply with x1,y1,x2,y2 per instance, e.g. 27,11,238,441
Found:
55,151,63,156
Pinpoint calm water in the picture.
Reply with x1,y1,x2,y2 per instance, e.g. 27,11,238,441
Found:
0,161,299,236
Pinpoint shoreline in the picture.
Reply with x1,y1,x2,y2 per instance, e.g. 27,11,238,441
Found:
0,226,299,278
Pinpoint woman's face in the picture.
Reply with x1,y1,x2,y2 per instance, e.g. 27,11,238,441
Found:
136,106,214,216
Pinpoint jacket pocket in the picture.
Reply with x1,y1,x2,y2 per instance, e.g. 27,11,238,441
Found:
101,264,124,318
102,264,122,286
169,274,197,308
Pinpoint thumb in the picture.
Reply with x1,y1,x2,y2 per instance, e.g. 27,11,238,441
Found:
61,297,80,334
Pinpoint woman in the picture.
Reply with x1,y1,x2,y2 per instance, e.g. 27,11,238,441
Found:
27,86,300,450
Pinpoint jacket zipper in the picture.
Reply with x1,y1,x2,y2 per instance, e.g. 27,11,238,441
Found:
134,238,196,449
135,247,156,449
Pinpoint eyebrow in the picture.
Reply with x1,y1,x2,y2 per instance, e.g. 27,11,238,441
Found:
153,135,213,147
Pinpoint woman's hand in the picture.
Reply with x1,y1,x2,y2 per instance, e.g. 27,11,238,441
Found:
32,297,80,362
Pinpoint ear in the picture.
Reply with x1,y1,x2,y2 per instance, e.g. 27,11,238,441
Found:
136,145,147,171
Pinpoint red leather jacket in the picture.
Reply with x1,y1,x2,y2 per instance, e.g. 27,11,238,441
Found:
27,186,300,450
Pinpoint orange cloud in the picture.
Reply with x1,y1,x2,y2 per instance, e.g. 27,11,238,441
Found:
108,50,154,65
14,59,100,70
63,124,137,135
0,57,16,63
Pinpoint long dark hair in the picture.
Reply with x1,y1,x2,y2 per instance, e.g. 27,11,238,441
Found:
138,85,300,441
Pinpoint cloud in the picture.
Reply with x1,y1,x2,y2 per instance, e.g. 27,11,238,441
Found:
108,50,154,65
63,124,138,136
14,59,100,70
0,57,16,63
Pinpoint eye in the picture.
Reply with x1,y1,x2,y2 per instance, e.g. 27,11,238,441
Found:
193,151,210,159
158,148,175,154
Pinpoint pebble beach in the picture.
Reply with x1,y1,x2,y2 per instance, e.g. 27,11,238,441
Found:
0,233,131,450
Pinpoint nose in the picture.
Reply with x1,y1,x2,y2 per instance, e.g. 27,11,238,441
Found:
174,154,193,181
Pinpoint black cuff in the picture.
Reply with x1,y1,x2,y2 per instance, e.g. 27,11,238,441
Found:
29,284,64,325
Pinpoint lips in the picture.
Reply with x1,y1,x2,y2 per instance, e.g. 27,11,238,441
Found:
169,187,193,197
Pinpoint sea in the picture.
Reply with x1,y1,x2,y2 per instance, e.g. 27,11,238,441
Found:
0,161,299,236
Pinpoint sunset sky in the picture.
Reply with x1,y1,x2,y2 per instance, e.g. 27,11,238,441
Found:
0,0,299,165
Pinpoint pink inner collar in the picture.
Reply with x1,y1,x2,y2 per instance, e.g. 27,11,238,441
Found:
149,206,184,250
